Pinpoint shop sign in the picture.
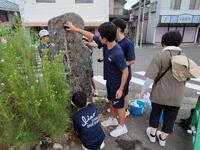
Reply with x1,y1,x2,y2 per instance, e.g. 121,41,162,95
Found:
160,14,200,23
161,16,170,23
170,16,178,23
178,14,193,23
192,16,200,23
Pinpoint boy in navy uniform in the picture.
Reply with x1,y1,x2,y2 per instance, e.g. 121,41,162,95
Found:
112,18,136,117
72,91,105,150
65,21,129,137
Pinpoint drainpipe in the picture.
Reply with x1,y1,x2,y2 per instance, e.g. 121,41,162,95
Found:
140,0,146,47
194,25,200,44
135,0,142,47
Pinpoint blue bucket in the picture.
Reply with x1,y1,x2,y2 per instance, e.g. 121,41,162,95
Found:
129,100,145,116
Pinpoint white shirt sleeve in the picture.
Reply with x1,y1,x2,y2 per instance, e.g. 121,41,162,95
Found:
142,77,154,93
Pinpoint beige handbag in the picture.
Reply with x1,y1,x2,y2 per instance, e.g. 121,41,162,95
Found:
171,55,200,81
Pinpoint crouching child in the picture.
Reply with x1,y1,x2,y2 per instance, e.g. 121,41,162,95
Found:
71,91,105,150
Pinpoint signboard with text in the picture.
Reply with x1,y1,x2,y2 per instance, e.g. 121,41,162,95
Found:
160,14,200,24
178,14,193,23
161,16,170,23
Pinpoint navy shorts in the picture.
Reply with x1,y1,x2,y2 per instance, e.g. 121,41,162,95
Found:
106,81,128,109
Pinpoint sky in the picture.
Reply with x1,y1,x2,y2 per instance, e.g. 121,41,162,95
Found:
125,0,139,10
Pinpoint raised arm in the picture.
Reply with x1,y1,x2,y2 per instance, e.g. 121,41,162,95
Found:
64,21,94,40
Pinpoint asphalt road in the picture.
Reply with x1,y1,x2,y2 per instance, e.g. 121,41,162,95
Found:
92,44,200,98
88,44,200,150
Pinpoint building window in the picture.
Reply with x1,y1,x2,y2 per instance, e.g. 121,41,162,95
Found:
170,0,182,10
0,11,8,23
36,0,56,3
189,0,200,9
75,0,93,3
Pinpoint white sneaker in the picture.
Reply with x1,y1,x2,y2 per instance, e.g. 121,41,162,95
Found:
125,110,130,117
146,127,156,143
53,143,63,149
156,131,166,146
110,124,128,137
82,144,90,150
101,117,118,127
100,141,105,149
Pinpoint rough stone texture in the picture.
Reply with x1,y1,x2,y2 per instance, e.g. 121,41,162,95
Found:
48,13,92,98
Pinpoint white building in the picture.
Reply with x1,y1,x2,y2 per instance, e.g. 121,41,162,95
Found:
109,0,126,15
109,0,129,21
20,0,109,31
148,0,200,43
131,0,200,44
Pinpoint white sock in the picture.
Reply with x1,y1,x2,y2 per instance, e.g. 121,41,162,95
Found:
120,124,125,127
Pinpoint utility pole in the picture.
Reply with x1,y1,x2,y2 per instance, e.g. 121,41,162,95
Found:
140,0,146,47
135,0,142,47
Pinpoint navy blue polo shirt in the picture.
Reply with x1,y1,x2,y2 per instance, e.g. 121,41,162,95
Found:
118,37,135,81
93,35,127,83
72,104,105,149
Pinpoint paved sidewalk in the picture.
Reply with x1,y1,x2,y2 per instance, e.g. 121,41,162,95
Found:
58,89,196,150
94,90,196,150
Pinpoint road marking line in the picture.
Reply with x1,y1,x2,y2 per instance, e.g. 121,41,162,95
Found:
130,77,152,88
94,75,200,91
134,71,200,83
93,75,106,85
190,78,200,82
186,83,200,91
134,71,145,76
130,77,144,86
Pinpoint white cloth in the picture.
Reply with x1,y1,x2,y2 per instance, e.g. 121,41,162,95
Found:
162,46,182,52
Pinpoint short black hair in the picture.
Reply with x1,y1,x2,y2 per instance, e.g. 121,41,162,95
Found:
112,18,126,33
72,91,87,108
98,22,117,42
161,31,182,47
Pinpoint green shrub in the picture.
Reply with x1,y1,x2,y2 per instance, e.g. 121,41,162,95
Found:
93,98,107,107
29,27,39,44
0,24,70,148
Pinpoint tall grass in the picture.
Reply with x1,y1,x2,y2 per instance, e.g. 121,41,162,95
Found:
0,20,70,148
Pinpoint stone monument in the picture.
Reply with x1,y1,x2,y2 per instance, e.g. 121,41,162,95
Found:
48,13,92,98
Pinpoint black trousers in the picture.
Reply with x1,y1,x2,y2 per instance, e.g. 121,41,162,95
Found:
149,103,180,134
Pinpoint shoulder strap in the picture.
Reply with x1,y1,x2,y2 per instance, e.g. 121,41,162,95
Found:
154,50,182,84
187,57,190,71
154,64,172,84
154,50,172,84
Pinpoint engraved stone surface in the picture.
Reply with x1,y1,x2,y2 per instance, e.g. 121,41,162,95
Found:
48,12,92,98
